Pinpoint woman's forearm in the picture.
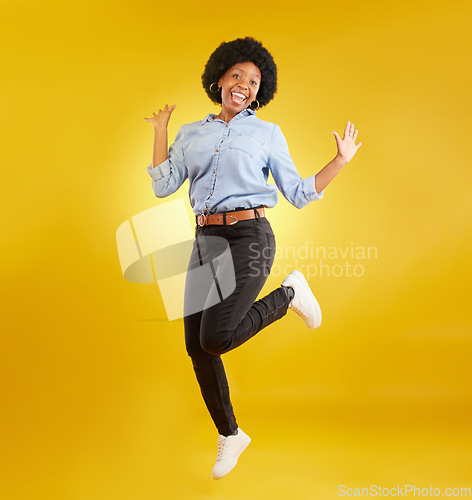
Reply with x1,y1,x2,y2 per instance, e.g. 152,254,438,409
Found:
314,155,348,193
152,125,169,168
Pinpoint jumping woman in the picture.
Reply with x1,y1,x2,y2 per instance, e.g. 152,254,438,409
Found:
144,36,361,480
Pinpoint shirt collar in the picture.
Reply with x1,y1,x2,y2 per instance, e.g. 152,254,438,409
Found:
200,107,256,125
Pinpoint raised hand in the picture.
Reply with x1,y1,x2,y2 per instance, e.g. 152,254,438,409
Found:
332,121,362,163
144,104,177,130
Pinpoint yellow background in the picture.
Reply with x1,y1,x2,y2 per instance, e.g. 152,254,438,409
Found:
1,0,471,498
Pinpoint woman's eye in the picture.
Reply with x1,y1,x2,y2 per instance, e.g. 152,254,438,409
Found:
233,74,241,78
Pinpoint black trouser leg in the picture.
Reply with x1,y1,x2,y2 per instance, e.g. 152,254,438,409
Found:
183,216,292,436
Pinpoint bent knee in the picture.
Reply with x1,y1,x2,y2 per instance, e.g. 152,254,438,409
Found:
185,337,209,359
185,338,225,358
200,335,230,356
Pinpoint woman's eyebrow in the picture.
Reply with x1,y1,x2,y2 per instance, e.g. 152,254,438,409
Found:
233,67,261,79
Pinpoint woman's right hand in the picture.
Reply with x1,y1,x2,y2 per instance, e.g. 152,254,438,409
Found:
144,104,177,129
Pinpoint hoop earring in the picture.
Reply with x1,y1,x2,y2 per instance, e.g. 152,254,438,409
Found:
250,99,260,111
209,82,220,93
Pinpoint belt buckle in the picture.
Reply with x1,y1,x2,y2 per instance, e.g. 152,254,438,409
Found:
197,214,207,227
228,215,239,225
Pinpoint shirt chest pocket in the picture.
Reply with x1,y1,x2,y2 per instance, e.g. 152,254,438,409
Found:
228,134,264,158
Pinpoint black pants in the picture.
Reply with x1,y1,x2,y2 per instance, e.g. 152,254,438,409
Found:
183,210,292,436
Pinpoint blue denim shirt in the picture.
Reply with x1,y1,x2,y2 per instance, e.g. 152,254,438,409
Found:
146,108,324,215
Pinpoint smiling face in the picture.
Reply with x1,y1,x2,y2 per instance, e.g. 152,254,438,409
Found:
217,61,261,122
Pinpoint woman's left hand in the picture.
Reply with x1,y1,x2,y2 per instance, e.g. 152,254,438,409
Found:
332,121,362,163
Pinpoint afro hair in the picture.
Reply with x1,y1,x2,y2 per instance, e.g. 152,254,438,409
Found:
201,37,277,109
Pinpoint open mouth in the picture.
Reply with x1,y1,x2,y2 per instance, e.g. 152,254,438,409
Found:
230,92,247,105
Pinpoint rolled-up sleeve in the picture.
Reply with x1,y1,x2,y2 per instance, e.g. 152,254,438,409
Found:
146,125,188,198
268,124,324,209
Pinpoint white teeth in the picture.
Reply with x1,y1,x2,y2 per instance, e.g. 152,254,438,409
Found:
232,92,246,102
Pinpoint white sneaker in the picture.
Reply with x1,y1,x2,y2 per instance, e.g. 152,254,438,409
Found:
211,428,251,480
282,270,322,329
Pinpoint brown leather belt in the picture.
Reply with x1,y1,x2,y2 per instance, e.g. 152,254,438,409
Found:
196,207,265,226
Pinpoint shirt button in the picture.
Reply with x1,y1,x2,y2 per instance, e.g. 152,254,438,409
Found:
216,148,219,152
213,170,215,173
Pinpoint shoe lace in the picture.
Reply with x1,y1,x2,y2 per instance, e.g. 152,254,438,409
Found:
215,437,227,462
291,304,307,318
